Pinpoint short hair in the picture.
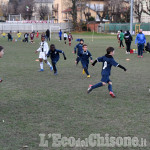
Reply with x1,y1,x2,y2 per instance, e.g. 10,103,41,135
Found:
106,47,114,54
50,44,55,49
0,46,4,52
83,44,87,47
80,39,84,42
120,30,122,32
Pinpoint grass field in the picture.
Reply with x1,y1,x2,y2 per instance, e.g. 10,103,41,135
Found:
0,32,150,150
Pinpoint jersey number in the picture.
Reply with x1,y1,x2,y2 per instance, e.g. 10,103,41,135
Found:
103,61,107,70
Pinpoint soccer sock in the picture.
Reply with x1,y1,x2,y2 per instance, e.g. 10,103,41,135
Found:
46,61,52,67
92,82,103,89
84,68,89,75
40,62,43,70
108,84,113,92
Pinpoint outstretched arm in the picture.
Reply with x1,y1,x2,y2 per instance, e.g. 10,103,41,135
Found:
117,64,127,71
92,60,97,66
92,57,103,66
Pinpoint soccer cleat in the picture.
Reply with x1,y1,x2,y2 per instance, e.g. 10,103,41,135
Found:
50,66,53,71
87,85,93,94
82,69,85,74
54,72,58,75
38,69,44,72
87,75,91,78
0,78,3,83
123,47,125,48
138,55,140,58
109,91,116,98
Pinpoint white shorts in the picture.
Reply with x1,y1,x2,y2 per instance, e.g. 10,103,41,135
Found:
39,52,47,60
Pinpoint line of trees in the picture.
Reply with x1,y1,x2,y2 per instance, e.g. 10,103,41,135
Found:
1,0,150,24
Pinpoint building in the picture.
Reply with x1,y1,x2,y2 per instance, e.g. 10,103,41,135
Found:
52,0,106,23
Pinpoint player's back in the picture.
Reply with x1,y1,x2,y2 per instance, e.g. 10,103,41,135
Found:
98,55,118,76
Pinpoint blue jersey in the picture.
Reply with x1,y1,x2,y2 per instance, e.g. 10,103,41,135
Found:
97,54,119,76
135,33,146,44
74,43,83,55
47,49,64,61
59,31,62,37
79,50,92,64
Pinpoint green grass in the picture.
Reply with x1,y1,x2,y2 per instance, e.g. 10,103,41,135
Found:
0,33,150,150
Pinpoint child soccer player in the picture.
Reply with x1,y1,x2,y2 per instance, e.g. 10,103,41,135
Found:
0,46,4,82
74,39,84,65
63,32,68,44
78,44,93,78
17,31,22,41
47,44,67,75
68,32,73,46
87,47,127,98
30,32,34,43
59,29,62,41
36,31,39,38
35,36,53,72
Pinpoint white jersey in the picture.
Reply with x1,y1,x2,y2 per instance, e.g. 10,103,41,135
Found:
64,33,68,38
37,41,49,60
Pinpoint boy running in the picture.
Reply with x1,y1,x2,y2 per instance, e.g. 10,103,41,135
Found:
64,32,68,44
47,44,67,75
35,36,53,72
79,44,93,78
87,47,127,98
68,32,73,46
30,32,34,43
74,39,84,65
0,46,4,82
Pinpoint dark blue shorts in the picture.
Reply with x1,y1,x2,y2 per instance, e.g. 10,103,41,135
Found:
101,75,111,83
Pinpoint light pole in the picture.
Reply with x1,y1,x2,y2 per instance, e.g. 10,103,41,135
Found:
130,0,134,34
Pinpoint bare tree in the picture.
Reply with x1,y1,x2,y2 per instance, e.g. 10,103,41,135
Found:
143,0,150,15
9,0,20,14
38,5,50,20
1,3,14,20
134,0,144,23
17,0,35,20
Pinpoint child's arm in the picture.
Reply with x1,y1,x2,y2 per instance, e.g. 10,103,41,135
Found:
92,57,103,66
117,64,127,71
57,50,67,60
74,45,78,54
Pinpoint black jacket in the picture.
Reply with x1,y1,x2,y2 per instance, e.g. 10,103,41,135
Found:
124,32,133,43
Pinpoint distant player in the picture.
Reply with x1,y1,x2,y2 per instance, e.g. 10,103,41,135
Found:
59,29,62,41
36,31,39,38
47,44,67,75
87,47,127,98
35,36,53,72
74,39,84,65
0,46,4,82
24,33,29,43
63,32,68,44
30,32,34,43
17,31,22,41
78,44,93,78
68,32,73,46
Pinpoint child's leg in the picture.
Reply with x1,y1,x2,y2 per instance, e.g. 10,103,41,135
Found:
108,82,113,92
92,82,105,89
52,61,57,73
44,60,52,67
39,59,43,70
82,63,89,75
